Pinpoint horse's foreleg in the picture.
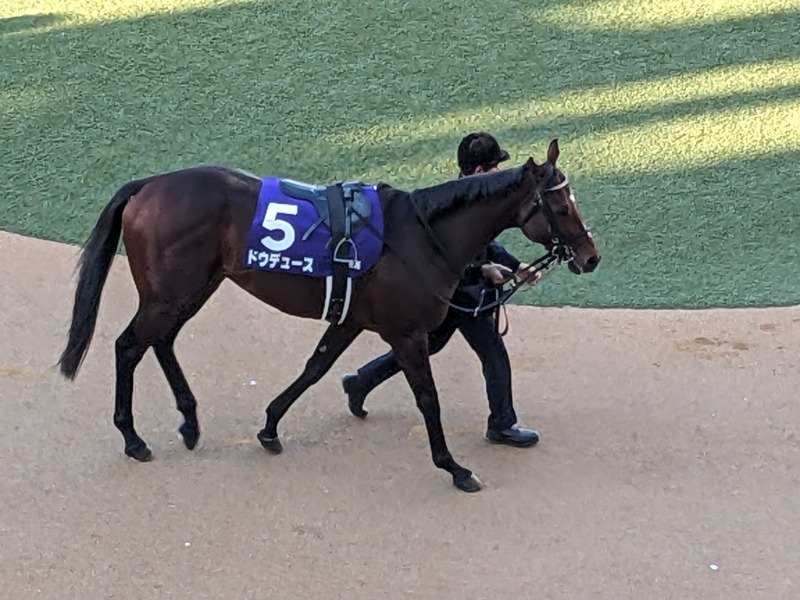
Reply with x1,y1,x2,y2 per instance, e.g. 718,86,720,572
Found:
393,333,482,493
258,323,362,453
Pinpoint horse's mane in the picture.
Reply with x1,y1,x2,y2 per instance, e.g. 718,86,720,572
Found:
407,163,529,222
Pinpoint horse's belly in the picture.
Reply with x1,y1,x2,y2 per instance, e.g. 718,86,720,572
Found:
226,271,326,321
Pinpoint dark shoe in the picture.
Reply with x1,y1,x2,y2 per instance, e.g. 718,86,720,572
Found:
342,373,368,419
486,424,540,448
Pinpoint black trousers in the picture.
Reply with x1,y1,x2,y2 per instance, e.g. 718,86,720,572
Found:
352,307,518,432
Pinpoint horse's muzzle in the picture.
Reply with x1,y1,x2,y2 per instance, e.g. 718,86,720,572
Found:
569,254,600,274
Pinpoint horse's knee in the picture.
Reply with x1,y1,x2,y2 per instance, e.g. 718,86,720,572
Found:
302,348,335,384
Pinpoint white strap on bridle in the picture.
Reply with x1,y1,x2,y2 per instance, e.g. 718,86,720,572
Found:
544,176,569,192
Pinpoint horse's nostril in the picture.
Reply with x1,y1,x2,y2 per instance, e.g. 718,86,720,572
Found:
586,255,600,270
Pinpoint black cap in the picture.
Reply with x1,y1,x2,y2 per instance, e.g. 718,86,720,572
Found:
457,132,511,175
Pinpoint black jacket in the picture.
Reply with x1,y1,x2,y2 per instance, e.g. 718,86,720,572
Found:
450,240,521,309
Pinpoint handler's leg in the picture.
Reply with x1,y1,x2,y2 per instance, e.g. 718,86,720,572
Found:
458,312,539,447
342,313,459,418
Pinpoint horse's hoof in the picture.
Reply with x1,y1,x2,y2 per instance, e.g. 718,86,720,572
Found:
178,422,200,450
454,473,482,493
125,443,152,462
257,431,283,454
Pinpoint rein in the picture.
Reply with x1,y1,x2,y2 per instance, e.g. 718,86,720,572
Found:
408,193,464,278
446,246,564,336
348,192,455,305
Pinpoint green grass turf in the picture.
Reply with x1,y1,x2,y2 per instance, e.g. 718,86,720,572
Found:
1,0,798,308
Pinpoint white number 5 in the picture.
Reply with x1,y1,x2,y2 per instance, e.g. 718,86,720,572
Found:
261,202,298,252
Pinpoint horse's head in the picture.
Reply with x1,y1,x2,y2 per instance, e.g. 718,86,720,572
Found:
517,140,600,274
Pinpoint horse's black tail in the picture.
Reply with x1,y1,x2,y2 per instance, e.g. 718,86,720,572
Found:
58,178,150,380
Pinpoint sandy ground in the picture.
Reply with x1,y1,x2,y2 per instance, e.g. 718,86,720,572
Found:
0,229,798,599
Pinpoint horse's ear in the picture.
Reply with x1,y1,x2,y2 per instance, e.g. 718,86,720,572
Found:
547,138,559,164
523,156,539,171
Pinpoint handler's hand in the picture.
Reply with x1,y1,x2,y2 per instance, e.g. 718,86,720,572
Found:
516,263,543,285
480,263,513,285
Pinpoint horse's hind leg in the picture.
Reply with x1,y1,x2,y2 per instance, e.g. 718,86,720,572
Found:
114,317,152,461
392,332,481,493
114,281,220,461
151,277,223,451
153,332,200,450
258,323,362,453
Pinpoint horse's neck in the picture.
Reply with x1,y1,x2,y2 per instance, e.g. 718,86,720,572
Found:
437,192,521,267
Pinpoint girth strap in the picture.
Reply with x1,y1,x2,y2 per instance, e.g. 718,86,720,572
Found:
324,183,350,325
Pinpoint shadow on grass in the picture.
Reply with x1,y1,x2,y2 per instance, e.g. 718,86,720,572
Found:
0,13,64,36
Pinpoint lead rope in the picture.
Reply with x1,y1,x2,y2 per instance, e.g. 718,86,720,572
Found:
448,249,561,315
495,303,510,337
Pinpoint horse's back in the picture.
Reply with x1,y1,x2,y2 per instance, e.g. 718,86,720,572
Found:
122,165,258,228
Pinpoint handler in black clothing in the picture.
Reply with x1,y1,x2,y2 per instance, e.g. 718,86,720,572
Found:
341,132,541,447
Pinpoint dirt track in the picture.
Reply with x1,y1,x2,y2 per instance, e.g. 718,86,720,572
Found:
1,229,798,599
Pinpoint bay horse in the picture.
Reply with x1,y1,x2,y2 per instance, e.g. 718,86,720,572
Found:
58,139,599,492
